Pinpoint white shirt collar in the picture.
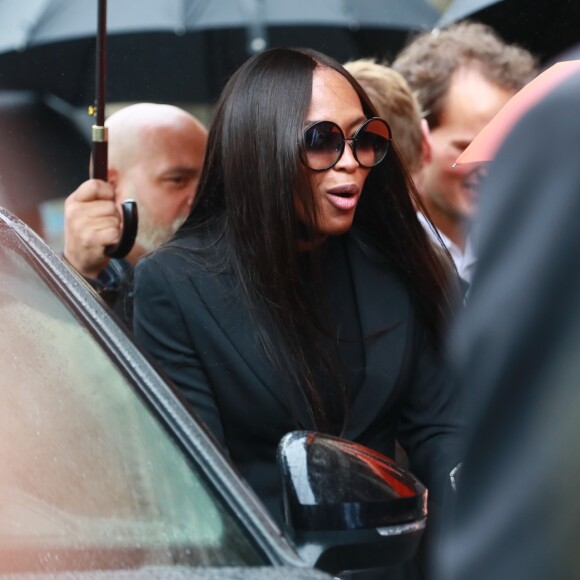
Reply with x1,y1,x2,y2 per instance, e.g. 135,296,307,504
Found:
417,212,476,284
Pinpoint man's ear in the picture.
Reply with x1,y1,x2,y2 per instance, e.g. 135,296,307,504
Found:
107,167,119,187
420,119,433,166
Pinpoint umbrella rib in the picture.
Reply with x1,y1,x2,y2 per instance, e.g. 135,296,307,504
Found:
187,0,213,27
25,0,61,48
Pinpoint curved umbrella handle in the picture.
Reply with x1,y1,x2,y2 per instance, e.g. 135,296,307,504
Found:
91,126,139,260
104,199,138,259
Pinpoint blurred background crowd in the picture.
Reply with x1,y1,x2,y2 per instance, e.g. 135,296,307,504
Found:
0,0,577,251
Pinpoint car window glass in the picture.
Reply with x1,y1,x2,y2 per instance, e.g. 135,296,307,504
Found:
0,238,265,573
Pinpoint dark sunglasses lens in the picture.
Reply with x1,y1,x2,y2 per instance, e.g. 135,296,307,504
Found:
303,122,344,170
355,118,391,168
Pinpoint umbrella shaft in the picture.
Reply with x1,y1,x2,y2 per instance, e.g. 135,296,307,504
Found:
95,0,107,126
92,137,108,181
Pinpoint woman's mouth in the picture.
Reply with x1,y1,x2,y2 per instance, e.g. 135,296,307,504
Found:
325,184,360,211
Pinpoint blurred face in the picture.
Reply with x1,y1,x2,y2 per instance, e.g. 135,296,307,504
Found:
118,118,207,253
300,66,372,238
420,67,514,229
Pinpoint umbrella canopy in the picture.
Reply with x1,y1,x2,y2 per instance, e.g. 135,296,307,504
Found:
437,0,580,64
455,59,580,165
0,0,440,106
437,0,502,25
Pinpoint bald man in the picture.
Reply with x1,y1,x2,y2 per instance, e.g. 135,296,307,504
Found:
63,103,208,323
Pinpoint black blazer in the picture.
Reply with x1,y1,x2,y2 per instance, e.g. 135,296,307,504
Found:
133,230,462,521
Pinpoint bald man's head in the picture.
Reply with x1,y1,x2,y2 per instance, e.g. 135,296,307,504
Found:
106,103,206,170
104,103,208,261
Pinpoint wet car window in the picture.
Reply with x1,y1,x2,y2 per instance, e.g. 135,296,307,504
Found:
0,234,265,573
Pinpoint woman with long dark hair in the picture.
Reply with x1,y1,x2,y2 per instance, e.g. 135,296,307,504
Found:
133,47,462,522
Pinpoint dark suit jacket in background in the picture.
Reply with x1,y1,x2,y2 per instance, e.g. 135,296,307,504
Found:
133,230,462,524
436,66,580,580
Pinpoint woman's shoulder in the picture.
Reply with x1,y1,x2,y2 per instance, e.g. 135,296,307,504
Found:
136,229,226,275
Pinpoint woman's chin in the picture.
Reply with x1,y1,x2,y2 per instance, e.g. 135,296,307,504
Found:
317,217,355,237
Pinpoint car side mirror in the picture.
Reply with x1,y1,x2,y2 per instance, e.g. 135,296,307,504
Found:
277,431,427,576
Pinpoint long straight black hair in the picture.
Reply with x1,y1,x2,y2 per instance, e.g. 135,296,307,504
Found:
178,47,456,432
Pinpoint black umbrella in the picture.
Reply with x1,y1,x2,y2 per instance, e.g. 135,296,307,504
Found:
0,0,440,106
437,0,580,64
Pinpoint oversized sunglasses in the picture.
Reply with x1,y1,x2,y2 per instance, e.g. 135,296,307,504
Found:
302,117,391,171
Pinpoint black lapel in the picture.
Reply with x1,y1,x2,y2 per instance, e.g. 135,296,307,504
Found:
193,269,315,429
189,233,413,435
343,234,412,439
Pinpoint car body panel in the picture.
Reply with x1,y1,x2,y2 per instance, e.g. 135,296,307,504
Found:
0,208,317,576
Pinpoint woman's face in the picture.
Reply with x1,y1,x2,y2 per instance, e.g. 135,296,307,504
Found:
300,66,371,238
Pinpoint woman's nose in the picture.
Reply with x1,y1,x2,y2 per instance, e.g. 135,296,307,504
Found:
335,139,359,171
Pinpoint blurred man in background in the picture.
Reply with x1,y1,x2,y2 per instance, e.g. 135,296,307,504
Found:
393,22,537,285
